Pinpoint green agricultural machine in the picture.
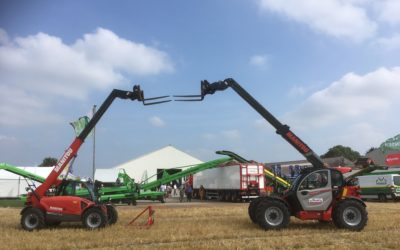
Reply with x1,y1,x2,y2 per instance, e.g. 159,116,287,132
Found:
1,157,233,205
0,163,162,204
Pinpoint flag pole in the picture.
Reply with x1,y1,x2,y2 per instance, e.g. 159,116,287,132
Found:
92,105,97,180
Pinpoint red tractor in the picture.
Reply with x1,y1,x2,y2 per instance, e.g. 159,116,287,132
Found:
175,78,368,230
20,86,169,231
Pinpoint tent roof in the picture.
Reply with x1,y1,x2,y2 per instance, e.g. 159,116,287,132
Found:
95,168,120,182
114,145,203,179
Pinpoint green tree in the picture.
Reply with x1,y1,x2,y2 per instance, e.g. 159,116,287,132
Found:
321,145,361,161
39,157,58,167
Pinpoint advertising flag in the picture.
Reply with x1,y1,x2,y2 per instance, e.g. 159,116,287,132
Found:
70,116,90,137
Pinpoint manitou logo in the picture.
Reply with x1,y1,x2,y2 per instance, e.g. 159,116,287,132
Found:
286,131,310,154
54,148,73,173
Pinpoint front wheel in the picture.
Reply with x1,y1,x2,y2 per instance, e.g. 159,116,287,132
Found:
21,207,45,231
255,199,290,230
106,205,118,225
248,197,262,224
82,208,107,230
333,200,368,231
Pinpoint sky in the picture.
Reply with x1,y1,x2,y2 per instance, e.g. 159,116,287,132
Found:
0,0,399,177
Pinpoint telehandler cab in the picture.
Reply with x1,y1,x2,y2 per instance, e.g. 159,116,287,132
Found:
175,78,368,231
20,86,170,231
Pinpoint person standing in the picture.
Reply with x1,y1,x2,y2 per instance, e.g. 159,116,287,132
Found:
199,185,206,201
179,184,185,202
185,182,193,202
173,183,177,196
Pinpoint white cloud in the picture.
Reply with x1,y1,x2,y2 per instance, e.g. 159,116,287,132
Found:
0,28,9,44
288,85,306,97
149,116,166,127
285,67,400,128
0,28,174,126
0,84,63,126
202,133,217,140
274,67,400,155
376,0,400,25
73,28,174,76
249,54,269,68
258,0,377,42
0,134,17,142
221,129,241,139
376,33,400,50
336,122,387,153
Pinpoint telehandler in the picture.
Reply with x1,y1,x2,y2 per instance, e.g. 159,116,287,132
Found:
20,86,170,231
175,78,368,231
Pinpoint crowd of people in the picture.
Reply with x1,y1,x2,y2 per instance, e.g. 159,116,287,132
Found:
159,182,206,202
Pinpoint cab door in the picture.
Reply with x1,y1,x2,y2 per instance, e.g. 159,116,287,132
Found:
296,169,332,211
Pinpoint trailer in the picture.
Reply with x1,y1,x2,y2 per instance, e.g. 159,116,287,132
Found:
192,162,265,201
357,173,400,201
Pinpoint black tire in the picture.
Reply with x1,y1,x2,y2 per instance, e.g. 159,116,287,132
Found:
255,199,290,230
21,207,45,231
82,208,107,230
159,196,165,203
378,194,387,202
248,197,263,224
332,200,368,231
106,205,118,225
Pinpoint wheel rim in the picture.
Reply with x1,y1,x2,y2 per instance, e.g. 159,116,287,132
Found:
87,212,102,228
343,207,362,226
264,206,284,226
24,213,39,229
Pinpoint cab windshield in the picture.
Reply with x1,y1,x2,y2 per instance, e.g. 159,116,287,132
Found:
393,176,400,186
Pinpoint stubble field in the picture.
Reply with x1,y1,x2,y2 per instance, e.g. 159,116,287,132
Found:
0,201,399,250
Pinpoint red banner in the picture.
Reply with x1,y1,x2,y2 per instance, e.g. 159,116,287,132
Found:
385,153,400,166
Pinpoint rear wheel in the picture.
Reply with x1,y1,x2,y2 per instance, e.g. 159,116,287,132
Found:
255,199,290,230
333,200,368,231
82,208,107,229
106,205,118,225
21,207,45,231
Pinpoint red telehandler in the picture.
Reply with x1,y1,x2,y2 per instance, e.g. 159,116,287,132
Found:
175,78,368,231
20,86,170,231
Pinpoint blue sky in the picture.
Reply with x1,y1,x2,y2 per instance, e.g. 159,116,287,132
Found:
1,0,399,177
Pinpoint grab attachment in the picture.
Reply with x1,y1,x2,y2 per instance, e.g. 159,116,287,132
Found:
173,79,230,101
130,85,171,105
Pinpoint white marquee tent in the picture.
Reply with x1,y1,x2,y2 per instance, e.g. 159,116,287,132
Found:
113,146,203,183
0,166,53,198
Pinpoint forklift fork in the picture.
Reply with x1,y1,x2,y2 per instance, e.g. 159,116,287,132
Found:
131,85,171,105
173,80,229,101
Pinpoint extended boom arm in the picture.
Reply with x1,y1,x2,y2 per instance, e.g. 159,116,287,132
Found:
32,86,170,203
174,78,325,169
